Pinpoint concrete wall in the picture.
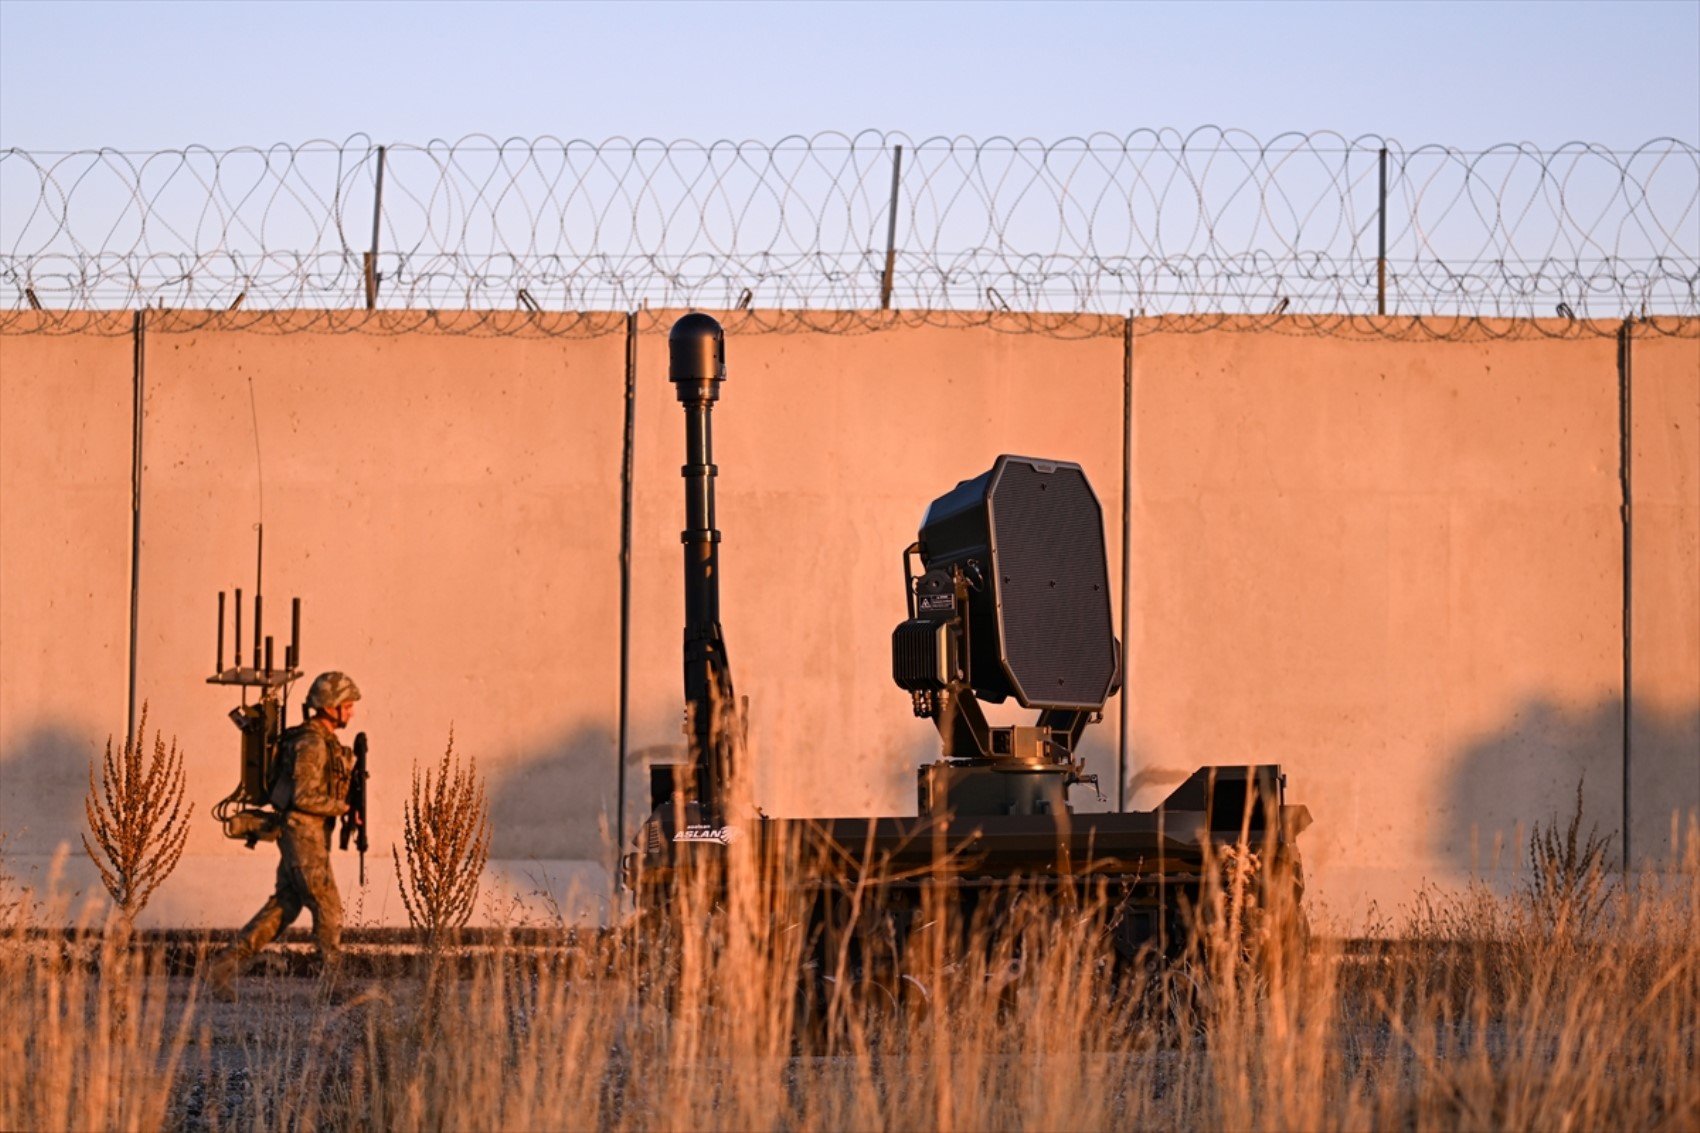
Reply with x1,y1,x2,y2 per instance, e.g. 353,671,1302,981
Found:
4,312,631,924
1,311,1694,930
1129,327,1627,922
1631,333,1700,864
0,314,135,870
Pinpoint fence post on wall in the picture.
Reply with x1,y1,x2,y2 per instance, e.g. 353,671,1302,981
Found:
880,144,903,310
1377,146,1389,316
127,310,146,743
364,145,387,311
1617,317,1634,874
616,311,639,895
1118,313,1134,813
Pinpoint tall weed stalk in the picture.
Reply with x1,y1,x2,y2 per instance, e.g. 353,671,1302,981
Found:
81,704,191,925
392,731,492,943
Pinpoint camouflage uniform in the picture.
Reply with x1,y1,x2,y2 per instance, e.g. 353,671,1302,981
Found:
217,720,355,973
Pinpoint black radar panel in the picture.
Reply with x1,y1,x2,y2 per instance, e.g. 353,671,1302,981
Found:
917,455,1119,710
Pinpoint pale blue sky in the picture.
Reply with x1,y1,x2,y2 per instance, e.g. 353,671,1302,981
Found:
1,0,1695,151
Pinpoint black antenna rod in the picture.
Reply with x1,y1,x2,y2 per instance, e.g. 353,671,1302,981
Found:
235,589,243,673
290,597,301,671
217,590,226,673
670,312,735,822
253,523,263,671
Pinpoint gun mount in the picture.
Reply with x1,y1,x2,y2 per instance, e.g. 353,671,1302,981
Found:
627,314,1309,962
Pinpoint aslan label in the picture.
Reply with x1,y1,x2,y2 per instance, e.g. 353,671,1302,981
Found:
674,824,739,846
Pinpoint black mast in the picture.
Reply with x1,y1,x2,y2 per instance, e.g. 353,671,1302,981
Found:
670,313,735,822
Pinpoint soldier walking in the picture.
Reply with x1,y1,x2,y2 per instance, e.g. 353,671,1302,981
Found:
209,671,362,996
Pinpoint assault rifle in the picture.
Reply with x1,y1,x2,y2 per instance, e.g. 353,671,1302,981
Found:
339,732,370,884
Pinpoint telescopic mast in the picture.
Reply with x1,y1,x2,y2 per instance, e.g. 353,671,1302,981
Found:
670,313,735,822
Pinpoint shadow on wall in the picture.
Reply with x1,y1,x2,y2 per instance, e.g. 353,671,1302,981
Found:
1633,701,1700,856
486,722,933,873
1442,696,1700,869
486,725,617,864
0,722,104,857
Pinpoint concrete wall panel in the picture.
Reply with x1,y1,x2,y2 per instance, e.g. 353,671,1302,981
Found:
130,312,626,926
0,315,134,889
1128,329,1625,923
1630,333,1700,863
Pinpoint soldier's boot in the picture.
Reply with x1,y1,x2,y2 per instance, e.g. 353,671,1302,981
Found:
205,949,243,1002
316,949,359,1004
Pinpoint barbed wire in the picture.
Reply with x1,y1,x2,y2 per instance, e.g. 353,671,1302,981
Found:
7,307,1693,346
2,129,1696,333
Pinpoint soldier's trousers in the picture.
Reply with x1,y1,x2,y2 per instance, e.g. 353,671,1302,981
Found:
223,813,343,969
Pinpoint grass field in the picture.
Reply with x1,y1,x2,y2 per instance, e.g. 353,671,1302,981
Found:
2,821,1695,1132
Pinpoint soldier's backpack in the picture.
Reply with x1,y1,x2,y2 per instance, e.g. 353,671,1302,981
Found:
266,723,310,812
211,703,290,847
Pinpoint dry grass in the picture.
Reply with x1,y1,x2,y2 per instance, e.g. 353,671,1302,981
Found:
3,838,1696,1130
0,898,197,1131
3,793,1696,1130
81,704,191,925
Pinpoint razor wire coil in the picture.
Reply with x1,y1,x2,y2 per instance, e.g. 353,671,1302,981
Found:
2,129,1695,335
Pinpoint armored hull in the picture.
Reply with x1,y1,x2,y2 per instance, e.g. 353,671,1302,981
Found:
628,764,1308,955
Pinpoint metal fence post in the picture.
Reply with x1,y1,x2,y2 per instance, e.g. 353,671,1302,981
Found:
1618,317,1635,874
880,144,903,310
1118,313,1134,813
126,309,146,744
616,310,638,895
1377,146,1388,316
364,145,387,310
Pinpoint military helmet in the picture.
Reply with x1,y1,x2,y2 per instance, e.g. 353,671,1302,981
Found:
305,671,362,710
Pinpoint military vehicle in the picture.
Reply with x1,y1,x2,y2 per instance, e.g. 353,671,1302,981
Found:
625,313,1308,965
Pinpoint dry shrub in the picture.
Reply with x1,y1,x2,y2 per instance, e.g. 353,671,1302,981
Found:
392,731,492,941
0,829,23,929
80,704,190,924
1527,779,1615,939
